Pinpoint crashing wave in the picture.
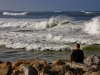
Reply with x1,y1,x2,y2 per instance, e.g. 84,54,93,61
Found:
3,12,29,16
84,16,100,34
0,15,73,30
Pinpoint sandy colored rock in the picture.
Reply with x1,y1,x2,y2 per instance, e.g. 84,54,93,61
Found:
13,58,47,67
12,58,47,75
0,61,12,75
83,71,100,75
51,64,70,75
65,61,94,71
65,71,75,75
33,62,50,75
53,59,67,65
19,64,38,75
84,55,100,66
29,58,47,65
1,55,100,75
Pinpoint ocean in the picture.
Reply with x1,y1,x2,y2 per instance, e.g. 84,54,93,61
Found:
0,10,100,63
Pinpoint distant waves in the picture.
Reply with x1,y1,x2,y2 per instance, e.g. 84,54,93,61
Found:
3,12,29,16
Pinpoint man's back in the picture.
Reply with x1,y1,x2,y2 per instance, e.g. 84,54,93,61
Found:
71,50,84,63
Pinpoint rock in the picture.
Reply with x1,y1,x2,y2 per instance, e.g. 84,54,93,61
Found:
83,71,93,75
33,62,51,75
0,61,12,75
70,68,84,75
51,64,70,75
0,61,3,64
83,71,100,75
53,59,67,65
29,58,47,65
13,58,47,67
84,55,100,66
12,60,32,75
13,58,47,75
65,61,93,71
2,55,100,75
33,62,45,75
19,64,38,75
65,71,75,75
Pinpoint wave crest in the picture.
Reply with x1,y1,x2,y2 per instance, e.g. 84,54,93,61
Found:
0,15,73,29
85,16,100,34
3,12,29,16
81,11,94,14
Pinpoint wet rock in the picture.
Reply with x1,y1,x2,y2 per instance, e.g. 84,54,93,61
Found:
19,64,38,75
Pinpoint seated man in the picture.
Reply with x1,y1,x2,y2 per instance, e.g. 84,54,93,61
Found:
70,44,84,63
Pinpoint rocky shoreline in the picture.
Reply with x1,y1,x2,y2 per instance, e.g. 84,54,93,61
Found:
1,55,100,75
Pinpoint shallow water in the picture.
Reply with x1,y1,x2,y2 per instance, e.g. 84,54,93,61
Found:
0,45,100,63
0,47,71,63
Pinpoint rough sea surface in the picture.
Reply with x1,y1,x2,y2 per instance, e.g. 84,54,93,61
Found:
0,11,100,62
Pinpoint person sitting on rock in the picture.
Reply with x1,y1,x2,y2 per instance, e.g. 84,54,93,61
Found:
70,44,84,63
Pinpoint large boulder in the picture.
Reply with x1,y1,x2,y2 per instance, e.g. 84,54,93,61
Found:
0,62,12,75
33,62,46,75
84,55,100,66
51,64,70,75
19,64,38,75
12,58,47,75
65,61,92,71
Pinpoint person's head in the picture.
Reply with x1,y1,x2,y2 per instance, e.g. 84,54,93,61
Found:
76,43,80,49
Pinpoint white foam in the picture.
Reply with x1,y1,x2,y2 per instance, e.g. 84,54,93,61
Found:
84,12,94,14
0,17,100,51
3,12,28,16
0,16,73,29
81,11,94,14
84,16,100,34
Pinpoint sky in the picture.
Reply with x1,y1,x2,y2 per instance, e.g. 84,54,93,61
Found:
0,0,100,11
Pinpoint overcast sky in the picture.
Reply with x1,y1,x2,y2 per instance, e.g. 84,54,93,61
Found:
0,0,100,11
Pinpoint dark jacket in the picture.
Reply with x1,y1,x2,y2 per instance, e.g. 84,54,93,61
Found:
70,49,84,63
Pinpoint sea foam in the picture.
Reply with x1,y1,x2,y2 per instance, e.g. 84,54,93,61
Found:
85,16,100,34
0,16,100,51
3,12,28,16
